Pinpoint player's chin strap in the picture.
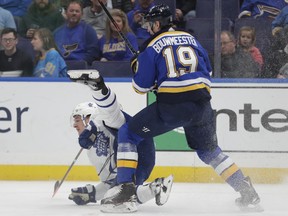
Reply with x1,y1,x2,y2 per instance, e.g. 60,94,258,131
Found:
83,115,89,127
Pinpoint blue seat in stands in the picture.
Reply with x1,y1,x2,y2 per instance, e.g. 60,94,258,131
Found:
65,60,88,70
196,0,240,21
91,61,132,77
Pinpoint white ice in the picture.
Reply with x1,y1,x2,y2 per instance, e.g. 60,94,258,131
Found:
0,180,287,216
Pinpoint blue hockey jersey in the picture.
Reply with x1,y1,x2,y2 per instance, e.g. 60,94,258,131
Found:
239,0,288,19
132,27,212,103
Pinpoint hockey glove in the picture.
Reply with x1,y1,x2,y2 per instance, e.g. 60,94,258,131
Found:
68,184,96,205
130,53,139,74
78,121,97,149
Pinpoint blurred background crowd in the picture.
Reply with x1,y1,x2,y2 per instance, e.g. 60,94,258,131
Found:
1,0,288,79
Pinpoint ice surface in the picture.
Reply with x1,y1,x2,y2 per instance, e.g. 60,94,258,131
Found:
0,181,287,216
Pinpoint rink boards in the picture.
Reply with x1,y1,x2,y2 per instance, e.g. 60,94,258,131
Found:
0,78,288,183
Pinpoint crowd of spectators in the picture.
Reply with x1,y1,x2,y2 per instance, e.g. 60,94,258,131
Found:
1,0,288,79
219,30,261,78
215,0,288,79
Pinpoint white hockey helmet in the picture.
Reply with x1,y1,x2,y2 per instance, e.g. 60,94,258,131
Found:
71,102,98,126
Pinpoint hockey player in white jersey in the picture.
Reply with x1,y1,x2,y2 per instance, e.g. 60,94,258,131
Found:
67,69,173,211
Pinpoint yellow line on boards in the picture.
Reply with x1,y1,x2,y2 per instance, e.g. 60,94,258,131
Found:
0,165,288,184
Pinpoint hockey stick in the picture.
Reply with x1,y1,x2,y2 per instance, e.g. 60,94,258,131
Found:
52,147,84,197
97,0,138,56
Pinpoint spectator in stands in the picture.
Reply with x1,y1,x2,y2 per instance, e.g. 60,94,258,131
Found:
98,9,138,61
0,28,33,76
19,0,65,39
0,0,33,31
238,0,288,19
237,26,263,70
127,0,155,40
175,0,196,29
31,28,67,77
0,7,17,32
220,30,261,78
54,1,100,65
261,4,288,78
82,0,111,39
0,0,32,17
262,26,288,78
272,5,288,36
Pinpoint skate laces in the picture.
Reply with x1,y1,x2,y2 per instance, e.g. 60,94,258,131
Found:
150,178,164,195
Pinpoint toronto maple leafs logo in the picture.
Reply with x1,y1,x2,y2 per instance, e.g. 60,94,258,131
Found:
87,102,94,107
93,131,109,156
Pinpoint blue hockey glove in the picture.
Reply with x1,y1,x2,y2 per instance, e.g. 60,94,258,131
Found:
68,184,96,205
78,121,97,149
130,53,139,74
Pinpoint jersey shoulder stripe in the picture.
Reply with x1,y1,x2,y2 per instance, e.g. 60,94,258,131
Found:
147,31,192,46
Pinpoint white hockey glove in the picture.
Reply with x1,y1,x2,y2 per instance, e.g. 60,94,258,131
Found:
68,184,96,205
78,121,97,149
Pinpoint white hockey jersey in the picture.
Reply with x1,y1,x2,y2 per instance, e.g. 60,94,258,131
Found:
86,88,125,185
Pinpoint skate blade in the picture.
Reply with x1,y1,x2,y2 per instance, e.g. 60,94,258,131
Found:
100,202,137,213
156,174,174,206
238,203,264,212
67,70,99,80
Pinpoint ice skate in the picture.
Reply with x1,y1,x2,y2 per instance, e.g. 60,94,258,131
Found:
67,70,105,91
100,182,137,213
235,176,264,212
150,174,174,206
68,184,96,205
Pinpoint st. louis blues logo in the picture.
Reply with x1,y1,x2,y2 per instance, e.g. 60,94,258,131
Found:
93,131,109,156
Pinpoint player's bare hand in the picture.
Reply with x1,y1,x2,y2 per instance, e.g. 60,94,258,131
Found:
133,10,144,23
175,9,183,21
26,29,36,38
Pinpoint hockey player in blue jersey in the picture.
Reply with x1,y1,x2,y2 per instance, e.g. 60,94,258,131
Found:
67,69,173,209
100,4,262,213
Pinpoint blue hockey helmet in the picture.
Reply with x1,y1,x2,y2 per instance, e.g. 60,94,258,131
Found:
144,4,173,27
